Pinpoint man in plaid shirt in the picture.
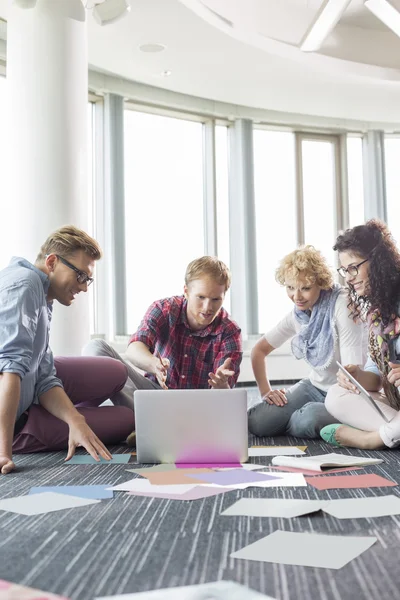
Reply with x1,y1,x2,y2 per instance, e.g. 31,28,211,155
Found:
83,257,242,417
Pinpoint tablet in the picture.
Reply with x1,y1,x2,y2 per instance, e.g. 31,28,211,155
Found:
336,361,391,423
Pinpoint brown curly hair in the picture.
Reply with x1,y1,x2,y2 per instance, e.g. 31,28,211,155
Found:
276,245,334,289
333,219,400,325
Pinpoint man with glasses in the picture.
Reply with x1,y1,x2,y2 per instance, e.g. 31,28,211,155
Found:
0,225,133,475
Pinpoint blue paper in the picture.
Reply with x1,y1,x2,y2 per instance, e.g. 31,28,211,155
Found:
29,485,114,499
65,454,131,465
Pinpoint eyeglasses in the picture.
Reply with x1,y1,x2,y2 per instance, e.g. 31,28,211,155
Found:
337,258,369,279
55,255,94,286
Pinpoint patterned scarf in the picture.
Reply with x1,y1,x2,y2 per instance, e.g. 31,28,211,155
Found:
367,309,400,410
291,284,341,369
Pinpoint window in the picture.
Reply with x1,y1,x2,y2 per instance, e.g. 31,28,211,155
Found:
87,102,96,335
253,129,297,333
385,136,400,247
215,125,231,314
124,109,205,334
301,137,338,268
347,136,364,227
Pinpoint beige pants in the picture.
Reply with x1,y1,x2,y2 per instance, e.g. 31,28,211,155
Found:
325,383,400,448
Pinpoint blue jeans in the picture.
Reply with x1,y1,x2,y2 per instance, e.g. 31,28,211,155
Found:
247,378,336,439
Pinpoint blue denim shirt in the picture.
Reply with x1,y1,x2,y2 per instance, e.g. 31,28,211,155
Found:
0,257,63,420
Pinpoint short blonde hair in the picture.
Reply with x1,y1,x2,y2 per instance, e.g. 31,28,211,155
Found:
276,245,333,289
185,256,231,291
36,225,102,263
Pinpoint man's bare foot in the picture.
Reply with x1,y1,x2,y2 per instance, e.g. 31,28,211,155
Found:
126,431,136,448
334,425,384,450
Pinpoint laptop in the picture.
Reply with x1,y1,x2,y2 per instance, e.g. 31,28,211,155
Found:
134,388,248,464
336,361,391,423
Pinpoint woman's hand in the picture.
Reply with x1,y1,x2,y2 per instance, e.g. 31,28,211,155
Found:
261,389,287,406
337,364,361,393
387,362,400,387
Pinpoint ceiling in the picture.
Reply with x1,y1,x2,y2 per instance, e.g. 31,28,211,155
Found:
1,0,400,122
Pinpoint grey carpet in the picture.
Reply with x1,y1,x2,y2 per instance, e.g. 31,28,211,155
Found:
1,399,400,599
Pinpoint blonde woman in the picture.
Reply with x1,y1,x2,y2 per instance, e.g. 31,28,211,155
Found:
248,246,366,439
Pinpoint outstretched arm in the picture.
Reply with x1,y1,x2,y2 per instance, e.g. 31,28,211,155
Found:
0,373,20,474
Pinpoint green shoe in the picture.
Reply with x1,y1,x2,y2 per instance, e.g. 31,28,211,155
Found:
320,424,343,447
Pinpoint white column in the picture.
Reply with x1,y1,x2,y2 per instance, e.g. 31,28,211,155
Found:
362,130,387,222
6,0,89,356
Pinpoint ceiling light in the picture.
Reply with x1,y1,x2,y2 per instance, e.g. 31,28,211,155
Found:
92,0,130,25
365,0,400,38
139,43,166,53
11,0,37,8
300,0,353,52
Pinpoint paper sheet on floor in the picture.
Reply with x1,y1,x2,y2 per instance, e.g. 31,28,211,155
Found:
248,447,305,457
322,494,400,519
0,579,69,599
0,492,100,516
186,469,282,486
221,498,328,518
95,580,276,599
231,530,377,569
306,473,397,490
29,485,113,500
65,454,131,465
107,479,197,494
127,486,232,501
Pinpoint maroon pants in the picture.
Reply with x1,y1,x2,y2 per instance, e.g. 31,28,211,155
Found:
13,356,134,453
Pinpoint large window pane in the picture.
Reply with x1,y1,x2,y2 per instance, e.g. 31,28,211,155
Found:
385,136,400,247
215,124,231,314
254,130,297,333
87,102,96,335
347,136,364,227
124,110,205,334
302,138,337,268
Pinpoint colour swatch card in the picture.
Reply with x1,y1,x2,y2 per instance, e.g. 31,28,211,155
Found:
29,485,113,500
0,492,100,516
108,479,197,494
186,469,281,486
95,580,276,599
231,530,377,570
65,454,131,465
306,473,397,490
322,495,400,519
0,579,69,599
248,447,305,457
222,498,328,519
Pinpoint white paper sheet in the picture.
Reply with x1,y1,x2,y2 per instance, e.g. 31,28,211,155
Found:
0,492,100,515
248,447,305,457
322,494,400,519
107,479,197,494
231,530,377,569
271,452,383,472
95,580,276,599
221,498,328,518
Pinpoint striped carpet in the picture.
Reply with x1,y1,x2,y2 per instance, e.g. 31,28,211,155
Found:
1,438,400,598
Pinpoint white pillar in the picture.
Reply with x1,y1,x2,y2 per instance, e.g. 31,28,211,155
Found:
6,0,89,356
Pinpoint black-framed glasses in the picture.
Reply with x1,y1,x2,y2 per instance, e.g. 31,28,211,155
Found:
56,255,94,286
337,258,369,278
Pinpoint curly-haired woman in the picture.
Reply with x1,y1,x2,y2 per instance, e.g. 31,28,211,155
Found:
248,246,366,439
321,220,400,450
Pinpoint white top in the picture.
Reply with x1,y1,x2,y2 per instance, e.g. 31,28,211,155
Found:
265,289,367,392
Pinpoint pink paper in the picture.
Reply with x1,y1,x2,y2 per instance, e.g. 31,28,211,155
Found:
266,465,363,476
186,469,281,486
127,486,231,500
0,578,69,599
306,473,397,490
175,463,242,469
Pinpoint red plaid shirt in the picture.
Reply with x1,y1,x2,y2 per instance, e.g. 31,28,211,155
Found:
129,295,242,389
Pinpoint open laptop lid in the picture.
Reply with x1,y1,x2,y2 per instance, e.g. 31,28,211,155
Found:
336,361,390,423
